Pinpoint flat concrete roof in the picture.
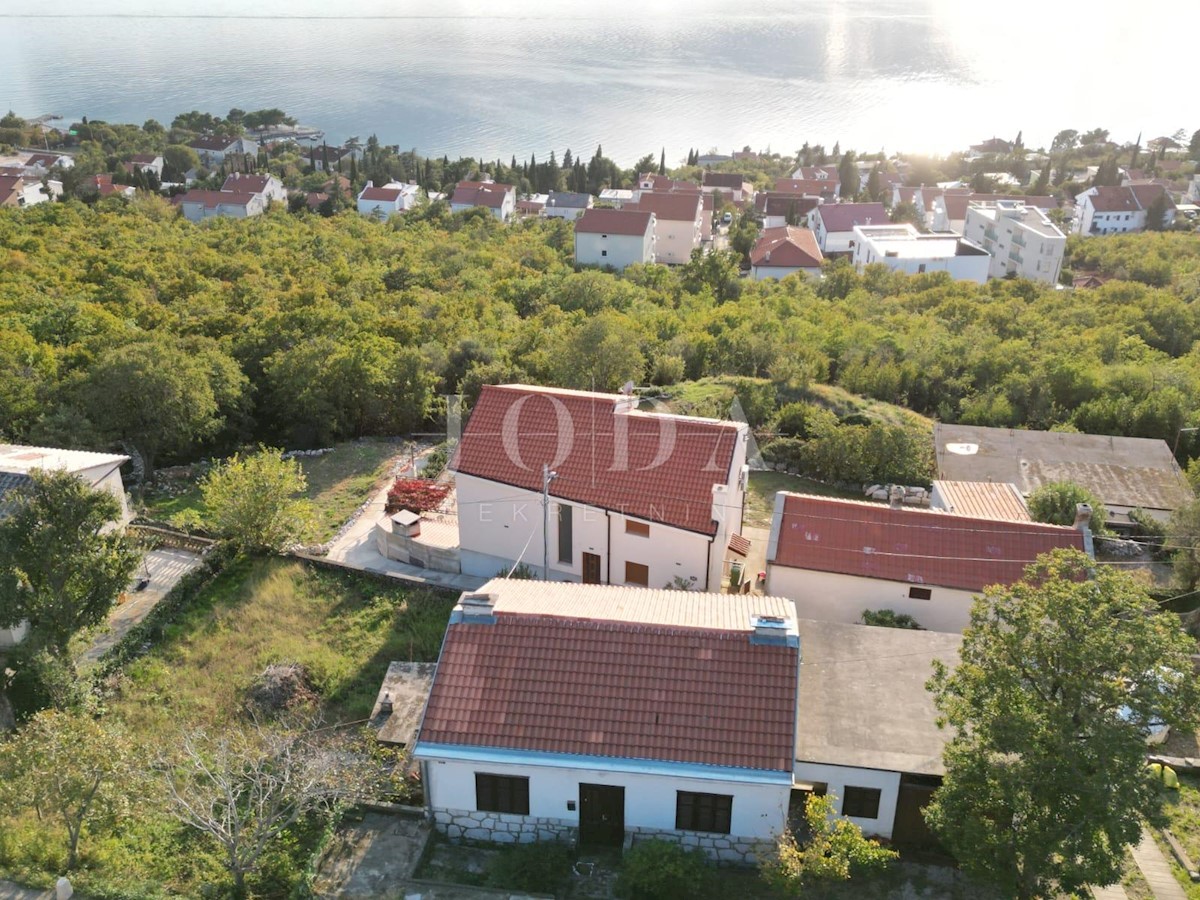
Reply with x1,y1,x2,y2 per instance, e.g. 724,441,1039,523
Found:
795,619,960,776
0,443,128,475
855,225,987,258
372,661,438,748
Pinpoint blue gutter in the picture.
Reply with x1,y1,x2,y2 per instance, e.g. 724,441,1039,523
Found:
413,743,793,786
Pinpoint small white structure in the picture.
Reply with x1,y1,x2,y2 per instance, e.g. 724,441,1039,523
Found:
573,208,655,270
765,492,1087,633
851,223,990,283
356,180,420,218
174,189,265,222
626,192,703,265
598,188,634,207
454,385,749,592
542,191,593,221
449,180,516,221
222,172,287,204
413,582,800,861
1074,183,1176,236
962,200,1066,284
128,154,164,180
749,225,823,281
810,202,888,254
0,444,131,648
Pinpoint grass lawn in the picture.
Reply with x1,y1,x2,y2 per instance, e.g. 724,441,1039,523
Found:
1156,774,1200,898
0,557,456,899
142,438,406,542
744,470,865,529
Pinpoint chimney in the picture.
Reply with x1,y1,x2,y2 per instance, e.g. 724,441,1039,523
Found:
889,485,905,509
380,692,393,715
1073,503,1096,560
453,592,497,625
750,614,799,647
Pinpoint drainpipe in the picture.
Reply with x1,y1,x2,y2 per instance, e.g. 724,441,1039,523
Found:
605,509,612,584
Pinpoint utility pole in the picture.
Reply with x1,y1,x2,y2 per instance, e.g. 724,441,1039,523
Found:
542,463,558,580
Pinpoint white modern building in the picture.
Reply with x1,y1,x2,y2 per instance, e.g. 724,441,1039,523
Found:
356,180,420,218
810,202,888,254
453,385,749,592
1073,183,1176,236
626,192,704,265
573,208,655,270
413,582,800,862
962,200,1066,284
851,223,990,283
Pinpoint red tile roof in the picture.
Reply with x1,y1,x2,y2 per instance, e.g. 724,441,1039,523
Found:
575,207,654,236
451,180,513,209
628,191,702,223
769,493,1084,592
750,225,823,268
702,172,749,189
188,136,237,152
815,202,888,234
1129,182,1175,211
774,178,836,196
728,533,751,556
419,602,798,772
754,192,820,218
23,153,60,168
796,165,840,181
222,173,273,194
1088,185,1141,213
455,385,743,536
174,189,257,208
129,153,160,165
639,173,700,193
942,193,1058,222
359,184,404,202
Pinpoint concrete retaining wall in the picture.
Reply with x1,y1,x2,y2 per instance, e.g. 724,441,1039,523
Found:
375,521,461,573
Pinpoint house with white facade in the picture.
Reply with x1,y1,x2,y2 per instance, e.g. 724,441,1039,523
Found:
754,193,820,230
19,152,73,174
775,177,838,203
0,173,51,208
309,144,364,172
89,175,136,200
851,224,989,283
810,202,888,254
1074,183,1177,236
187,136,259,168
450,180,516,221
788,165,842,193
127,154,164,180
701,172,754,203
542,191,593,221
634,173,701,199
453,385,749,591
356,180,420,218
573,208,655,270
749,226,824,281
0,444,131,648
174,189,265,222
413,581,800,861
223,172,287,204
931,192,1057,235
962,200,1066,284
627,192,704,265
765,492,1087,633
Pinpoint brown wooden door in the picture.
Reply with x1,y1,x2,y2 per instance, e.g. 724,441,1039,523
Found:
579,783,624,847
582,552,602,584
892,776,940,850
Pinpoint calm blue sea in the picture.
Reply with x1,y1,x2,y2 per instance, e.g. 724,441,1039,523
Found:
0,0,1191,164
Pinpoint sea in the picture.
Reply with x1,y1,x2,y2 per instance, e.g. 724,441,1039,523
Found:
0,0,1193,165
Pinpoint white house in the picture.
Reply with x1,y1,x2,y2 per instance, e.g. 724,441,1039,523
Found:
749,225,824,281
755,193,820,230
851,223,990,283
542,191,593,221
626,192,704,264
765,492,1087,633
413,581,800,861
356,180,420,218
810,202,888,254
450,180,516,221
222,172,287,204
0,173,51,208
930,192,1056,235
775,177,838,203
701,172,754,203
174,189,265,222
187,136,259,168
634,173,701,199
453,384,749,592
0,444,131,648
127,154,164,180
1074,183,1176,236
962,200,1066,284
574,208,655,270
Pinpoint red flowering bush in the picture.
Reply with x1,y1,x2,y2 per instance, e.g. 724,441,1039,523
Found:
385,478,450,514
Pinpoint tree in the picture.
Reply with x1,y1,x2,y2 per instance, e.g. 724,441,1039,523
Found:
1168,498,1200,592
1032,158,1051,195
1145,191,1169,232
1130,131,1141,169
162,717,381,898
837,150,857,200
0,470,139,664
1050,129,1079,153
658,147,666,175
1189,128,1200,162
1026,480,1107,533
925,550,1200,900
200,448,312,553
555,311,645,391
0,710,138,869
759,794,897,891
163,143,200,179
681,247,743,303
1091,156,1121,187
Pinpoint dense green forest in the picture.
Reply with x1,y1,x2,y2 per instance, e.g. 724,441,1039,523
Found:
3,197,1200,477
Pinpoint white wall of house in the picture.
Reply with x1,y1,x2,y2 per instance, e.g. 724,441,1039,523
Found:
766,565,976,633
0,621,29,649
81,463,131,523
962,207,1064,284
852,239,989,284
792,762,902,840
652,216,703,265
750,264,821,282
180,196,264,223
424,755,791,841
574,229,654,270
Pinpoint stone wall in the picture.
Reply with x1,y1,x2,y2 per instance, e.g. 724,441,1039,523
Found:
626,825,767,866
375,521,461,573
431,807,576,845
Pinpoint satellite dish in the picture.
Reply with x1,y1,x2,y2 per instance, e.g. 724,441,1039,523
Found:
619,381,635,395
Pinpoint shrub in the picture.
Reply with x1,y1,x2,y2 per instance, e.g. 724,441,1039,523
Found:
485,841,573,894
1027,481,1107,534
861,609,924,630
385,478,451,514
616,839,713,900
421,444,450,481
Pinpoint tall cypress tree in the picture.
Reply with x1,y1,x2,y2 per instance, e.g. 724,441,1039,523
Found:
659,147,666,175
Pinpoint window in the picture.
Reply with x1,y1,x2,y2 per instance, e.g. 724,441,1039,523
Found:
557,504,573,564
841,786,881,819
908,586,932,601
625,520,650,537
475,773,530,815
625,561,649,586
601,249,607,257
676,791,732,834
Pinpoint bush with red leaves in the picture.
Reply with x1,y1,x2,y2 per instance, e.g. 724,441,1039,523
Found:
385,478,451,514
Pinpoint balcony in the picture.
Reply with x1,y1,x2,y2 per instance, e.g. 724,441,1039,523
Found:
984,226,999,241
1011,233,1027,248
1008,249,1023,264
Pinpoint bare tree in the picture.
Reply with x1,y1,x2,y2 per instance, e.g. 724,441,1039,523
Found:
161,717,380,897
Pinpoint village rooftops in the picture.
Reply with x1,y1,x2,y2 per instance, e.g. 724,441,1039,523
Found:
0,444,128,475
544,191,592,209
450,180,513,208
942,192,1057,224
966,200,1064,238
750,225,823,268
221,173,274,194
794,619,960,776
768,492,1085,593
702,172,750,189
854,224,988,259
1087,185,1142,213
815,202,888,233
187,135,238,151
574,207,653,235
416,580,799,773
930,480,1031,522
453,384,744,536
628,191,702,222
755,193,821,218
359,181,415,202
173,189,259,209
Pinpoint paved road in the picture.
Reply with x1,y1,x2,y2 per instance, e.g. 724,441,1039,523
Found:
1091,882,1130,899
1131,828,1189,900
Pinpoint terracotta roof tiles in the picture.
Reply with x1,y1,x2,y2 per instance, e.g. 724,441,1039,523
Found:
575,207,653,236
750,225,823,268
815,202,888,234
